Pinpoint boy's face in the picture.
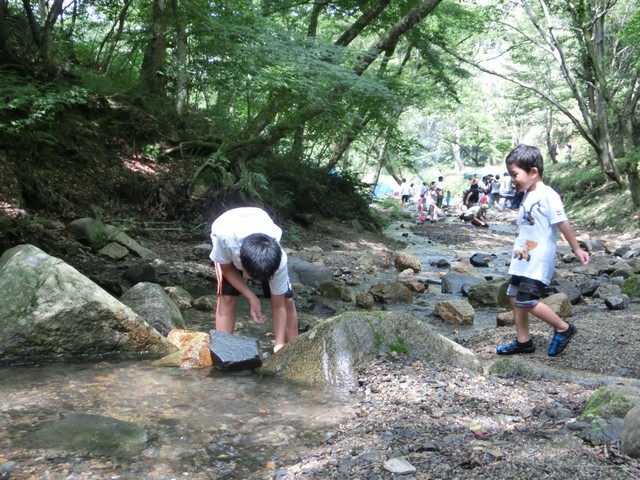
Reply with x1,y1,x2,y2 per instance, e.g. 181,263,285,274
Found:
507,164,538,192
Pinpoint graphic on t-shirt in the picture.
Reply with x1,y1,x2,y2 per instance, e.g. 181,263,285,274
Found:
522,200,542,226
513,239,538,262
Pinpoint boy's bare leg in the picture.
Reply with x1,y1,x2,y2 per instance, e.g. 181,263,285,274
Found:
510,296,531,343
285,297,298,343
215,295,238,333
526,301,569,332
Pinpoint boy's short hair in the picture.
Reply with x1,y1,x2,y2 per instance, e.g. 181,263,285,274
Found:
505,144,545,176
240,233,282,282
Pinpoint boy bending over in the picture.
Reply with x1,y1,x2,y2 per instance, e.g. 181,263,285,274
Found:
209,207,298,353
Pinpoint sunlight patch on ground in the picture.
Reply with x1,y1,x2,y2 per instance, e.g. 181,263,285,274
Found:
122,156,167,177
0,201,27,218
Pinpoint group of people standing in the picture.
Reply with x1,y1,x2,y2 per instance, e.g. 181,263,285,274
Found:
400,176,450,223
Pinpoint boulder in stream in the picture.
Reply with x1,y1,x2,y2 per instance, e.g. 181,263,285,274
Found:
0,244,177,363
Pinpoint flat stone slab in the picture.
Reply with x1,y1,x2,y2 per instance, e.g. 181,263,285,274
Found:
208,330,262,371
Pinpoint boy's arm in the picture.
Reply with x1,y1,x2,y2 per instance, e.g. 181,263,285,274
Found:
218,263,266,323
557,221,590,265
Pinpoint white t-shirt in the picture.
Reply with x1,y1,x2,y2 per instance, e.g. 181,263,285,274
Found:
209,207,290,295
508,184,568,284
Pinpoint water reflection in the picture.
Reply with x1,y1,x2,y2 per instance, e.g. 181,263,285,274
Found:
0,361,353,479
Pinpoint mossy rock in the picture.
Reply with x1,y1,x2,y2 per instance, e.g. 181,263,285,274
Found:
622,274,640,298
581,386,640,420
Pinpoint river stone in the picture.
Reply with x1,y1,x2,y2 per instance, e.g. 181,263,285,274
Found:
469,252,495,267
109,229,158,260
383,457,416,474
593,283,621,298
98,242,129,260
66,217,110,250
622,405,640,458
355,292,375,309
287,257,333,288
545,280,582,304
467,279,509,307
209,330,261,370
259,311,481,387
394,252,421,273
154,329,212,369
0,244,177,363
435,300,474,325
164,286,194,310
441,271,486,294
29,412,147,454
369,282,413,304
604,294,630,310
120,282,185,336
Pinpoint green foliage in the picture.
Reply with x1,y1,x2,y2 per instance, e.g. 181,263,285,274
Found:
284,225,301,247
387,330,410,354
545,163,637,234
0,72,88,151
622,275,640,298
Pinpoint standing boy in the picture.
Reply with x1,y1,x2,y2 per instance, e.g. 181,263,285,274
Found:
497,145,589,357
209,207,298,353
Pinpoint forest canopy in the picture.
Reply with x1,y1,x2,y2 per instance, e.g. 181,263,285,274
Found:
1,0,639,223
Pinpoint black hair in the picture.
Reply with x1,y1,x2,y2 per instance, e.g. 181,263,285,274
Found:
505,144,544,176
240,233,282,282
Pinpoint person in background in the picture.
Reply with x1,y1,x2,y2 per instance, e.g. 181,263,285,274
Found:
496,145,589,357
490,175,501,205
400,179,411,205
209,207,298,353
459,203,489,228
549,139,559,163
564,143,572,164
445,190,451,208
435,176,445,208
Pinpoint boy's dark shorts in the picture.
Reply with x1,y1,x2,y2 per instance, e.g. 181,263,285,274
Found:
506,275,546,308
217,265,293,298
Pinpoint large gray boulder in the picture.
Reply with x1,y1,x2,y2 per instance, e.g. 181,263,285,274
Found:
260,311,481,387
120,282,185,336
0,244,177,363
287,257,333,288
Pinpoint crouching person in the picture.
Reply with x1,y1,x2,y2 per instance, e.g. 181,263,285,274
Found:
210,207,298,353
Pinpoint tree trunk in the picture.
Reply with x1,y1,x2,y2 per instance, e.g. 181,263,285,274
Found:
97,0,133,72
172,0,188,117
140,0,168,96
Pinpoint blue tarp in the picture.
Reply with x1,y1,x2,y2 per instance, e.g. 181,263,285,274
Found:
373,182,395,199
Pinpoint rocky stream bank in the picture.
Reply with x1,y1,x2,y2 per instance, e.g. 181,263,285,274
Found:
1,207,640,479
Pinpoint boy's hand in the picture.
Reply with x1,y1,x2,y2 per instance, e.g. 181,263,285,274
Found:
249,297,266,324
574,247,590,266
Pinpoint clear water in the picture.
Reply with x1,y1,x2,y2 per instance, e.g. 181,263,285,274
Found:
0,360,352,479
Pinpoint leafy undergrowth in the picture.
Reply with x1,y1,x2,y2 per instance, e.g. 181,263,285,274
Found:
545,163,640,236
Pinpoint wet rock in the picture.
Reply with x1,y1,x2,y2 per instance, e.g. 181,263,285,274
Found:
154,329,212,369
122,262,156,284
470,252,495,267
209,330,262,370
394,251,421,273
441,271,486,294
29,413,147,453
468,279,509,308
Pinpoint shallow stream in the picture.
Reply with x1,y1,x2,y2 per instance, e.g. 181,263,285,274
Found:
0,219,515,479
